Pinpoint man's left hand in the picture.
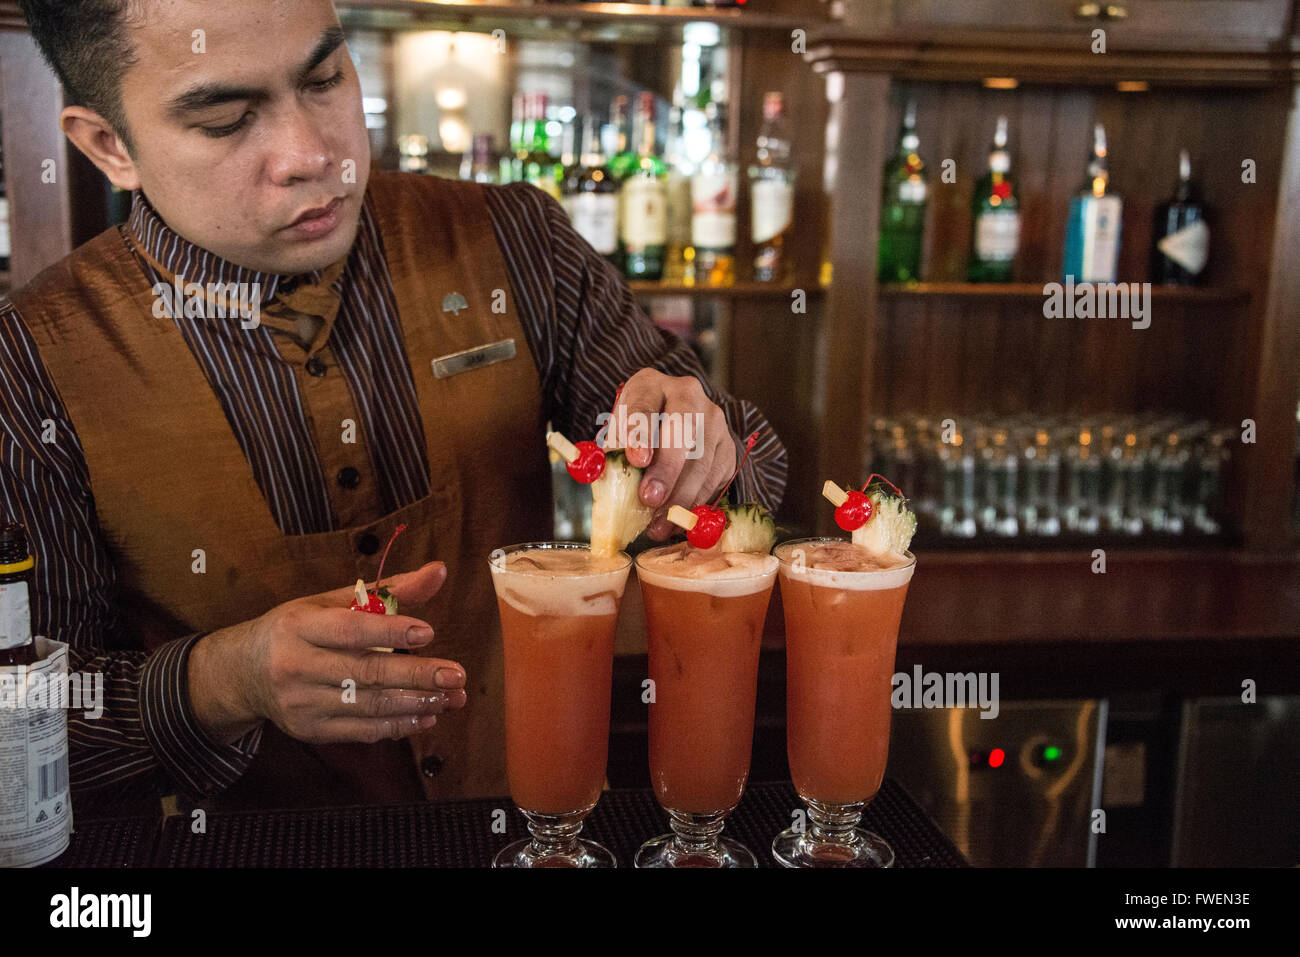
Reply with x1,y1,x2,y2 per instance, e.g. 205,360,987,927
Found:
601,368,739,541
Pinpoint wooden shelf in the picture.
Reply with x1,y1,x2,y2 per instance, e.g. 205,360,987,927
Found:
878,282,1251,302
339,1,821,37
805,28,1300,87
629,281,827,298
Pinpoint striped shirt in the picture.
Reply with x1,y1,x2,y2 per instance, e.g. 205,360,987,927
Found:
0,176,787,809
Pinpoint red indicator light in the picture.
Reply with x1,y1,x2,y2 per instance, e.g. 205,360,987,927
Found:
988,748,1006,768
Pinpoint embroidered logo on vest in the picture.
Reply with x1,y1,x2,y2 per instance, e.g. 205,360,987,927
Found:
441,292,470,316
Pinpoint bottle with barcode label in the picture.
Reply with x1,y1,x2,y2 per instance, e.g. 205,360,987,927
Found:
0,521,72,867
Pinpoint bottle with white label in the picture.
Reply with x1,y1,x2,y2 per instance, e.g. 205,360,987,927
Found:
1152,149,1209,286
750,91,796,284
0,521,72,868
691,100,737,287
1063,123,1122,283
564,119,620,266
968,116,1020,283
620,92,667,281
0,523,35,667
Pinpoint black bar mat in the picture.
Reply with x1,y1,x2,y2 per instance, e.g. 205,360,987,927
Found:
43,816,162,869
157,779,968,868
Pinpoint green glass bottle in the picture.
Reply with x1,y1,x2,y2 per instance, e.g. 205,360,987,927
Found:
968,116,1021,283
878,102,927,284
523,92,562,201
620,92,667,281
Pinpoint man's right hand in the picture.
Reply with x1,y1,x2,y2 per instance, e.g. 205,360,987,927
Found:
187,562,466,747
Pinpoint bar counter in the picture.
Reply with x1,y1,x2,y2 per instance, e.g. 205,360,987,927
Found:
48,780,968,869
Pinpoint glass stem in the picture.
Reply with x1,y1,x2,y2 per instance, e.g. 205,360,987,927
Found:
668,811,726,855
806,799,865,848
524,813,584,858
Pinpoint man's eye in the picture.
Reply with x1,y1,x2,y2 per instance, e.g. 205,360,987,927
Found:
309,70,344,93
201,113,252,138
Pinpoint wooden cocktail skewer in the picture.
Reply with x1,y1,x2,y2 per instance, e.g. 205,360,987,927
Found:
667,505,698,530
822,480,850,508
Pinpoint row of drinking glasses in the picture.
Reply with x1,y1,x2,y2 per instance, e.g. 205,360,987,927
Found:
867,414,1235,538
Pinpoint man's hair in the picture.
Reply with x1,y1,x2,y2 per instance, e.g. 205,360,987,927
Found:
19,0,139,151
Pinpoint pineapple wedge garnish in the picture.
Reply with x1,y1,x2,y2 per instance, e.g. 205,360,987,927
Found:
714,503,777,553
590,450,654,556
850,481,917,559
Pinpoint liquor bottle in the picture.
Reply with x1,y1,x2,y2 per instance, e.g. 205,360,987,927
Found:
0,522,36,667
620,92,667,281
505,91,526,184
461,133,498,185
690,100,737,286
663,88,694,284
1063,123,1122,283
1152,149,1209,285
750,91,796,283
558,121,579,219
608,95,635,181
564,119,620,267
968,116,1020,283
523,93,562,201
878,102,927,284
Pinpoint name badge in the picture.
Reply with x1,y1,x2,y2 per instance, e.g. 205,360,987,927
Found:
431,338,517,379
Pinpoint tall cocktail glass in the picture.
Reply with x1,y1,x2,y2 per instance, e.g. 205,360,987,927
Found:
771,537,916,868
489,542,631,868
633,542,778,868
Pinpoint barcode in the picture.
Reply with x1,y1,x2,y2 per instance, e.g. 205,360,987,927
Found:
38,755,68,802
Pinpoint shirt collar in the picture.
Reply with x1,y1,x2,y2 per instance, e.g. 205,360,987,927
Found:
124,189,347,305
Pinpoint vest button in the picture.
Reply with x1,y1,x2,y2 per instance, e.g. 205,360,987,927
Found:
305,356,327,377
357,533,380,555
420,755,443,778
337,466,361,489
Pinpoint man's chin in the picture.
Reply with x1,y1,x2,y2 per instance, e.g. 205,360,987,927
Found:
242,221,360,277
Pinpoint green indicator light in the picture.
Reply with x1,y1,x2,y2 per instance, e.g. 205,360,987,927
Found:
1043,746,1062,762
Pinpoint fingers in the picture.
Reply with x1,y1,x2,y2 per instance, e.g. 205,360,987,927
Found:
310,714,442,744
308,647,467,694
383,561,448,609
604,369,664,468
308,561,447,609
298,684,466,721
645,442,715,540
297,606,436,652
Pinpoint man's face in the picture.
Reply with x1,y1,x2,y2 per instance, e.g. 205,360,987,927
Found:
115,0,371,275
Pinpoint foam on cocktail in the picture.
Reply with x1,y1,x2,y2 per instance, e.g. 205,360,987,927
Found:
774,540,915,591
491,548,630,617
636,541,778,598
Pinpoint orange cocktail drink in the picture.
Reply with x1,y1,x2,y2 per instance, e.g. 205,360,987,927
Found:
772,537,915,868
489,542,631,868
633,542,778,868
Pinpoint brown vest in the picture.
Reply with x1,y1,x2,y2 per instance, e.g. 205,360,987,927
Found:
12,172,554,808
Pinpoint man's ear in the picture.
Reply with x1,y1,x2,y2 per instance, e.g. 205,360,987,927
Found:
60,106,141,191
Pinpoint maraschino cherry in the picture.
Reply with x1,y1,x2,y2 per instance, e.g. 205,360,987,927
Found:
351,523,406,615
822,474,904,531
667,431,760,549
547,382,626,484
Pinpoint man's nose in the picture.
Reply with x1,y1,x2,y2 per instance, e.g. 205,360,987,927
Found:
265,107,333,185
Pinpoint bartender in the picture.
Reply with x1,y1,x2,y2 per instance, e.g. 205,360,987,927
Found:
3,0,787,810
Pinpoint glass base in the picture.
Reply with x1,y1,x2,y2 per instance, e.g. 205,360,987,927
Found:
634,832,757,869
771,826,894,868
492,807,615,868
493,836,616,868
